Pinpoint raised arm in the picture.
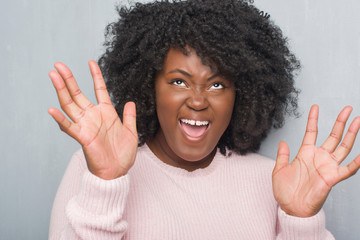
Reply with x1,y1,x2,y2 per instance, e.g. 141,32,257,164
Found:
48,61,138,239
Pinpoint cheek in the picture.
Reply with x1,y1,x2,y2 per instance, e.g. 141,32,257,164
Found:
156,91,185,123
211,93,235,122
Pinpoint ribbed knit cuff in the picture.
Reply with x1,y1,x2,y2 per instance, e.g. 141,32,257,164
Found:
74,171,130,215
64,171,130,238
277,208,328,240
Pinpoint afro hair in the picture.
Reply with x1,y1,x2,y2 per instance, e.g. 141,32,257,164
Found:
98,0,300,155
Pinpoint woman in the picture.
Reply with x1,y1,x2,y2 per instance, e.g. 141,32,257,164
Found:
48,0,360,239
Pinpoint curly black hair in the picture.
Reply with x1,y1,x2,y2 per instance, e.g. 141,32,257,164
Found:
98,0,300,155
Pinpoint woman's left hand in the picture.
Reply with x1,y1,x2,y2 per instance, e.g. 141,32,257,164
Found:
272,105,360,217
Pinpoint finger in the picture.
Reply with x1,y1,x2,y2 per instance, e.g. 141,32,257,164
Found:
123,102,137,135
332,116,360,164
54,62,93,110
321,106,353,153
301,105,319,146
48,108,80,140
273,141,290,174
88,60,112,105
49,70,84,122
338,154,360,182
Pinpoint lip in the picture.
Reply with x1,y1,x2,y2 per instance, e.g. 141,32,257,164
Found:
178,118,211,142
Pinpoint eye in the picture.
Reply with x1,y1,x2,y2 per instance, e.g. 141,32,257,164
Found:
209,82,225,90
171,79,186,87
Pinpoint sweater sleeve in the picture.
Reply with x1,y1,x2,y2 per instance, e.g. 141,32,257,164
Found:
48,150,130,240
276,207,335,240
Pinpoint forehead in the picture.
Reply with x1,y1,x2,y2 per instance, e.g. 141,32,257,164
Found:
161,47,217,75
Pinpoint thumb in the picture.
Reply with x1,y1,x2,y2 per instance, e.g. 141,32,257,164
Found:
273,141,290,174
123,101,137,136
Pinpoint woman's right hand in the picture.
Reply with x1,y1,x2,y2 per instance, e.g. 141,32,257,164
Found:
48,60,138,180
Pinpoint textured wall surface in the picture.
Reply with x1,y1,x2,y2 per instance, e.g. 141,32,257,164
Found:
0,0,359,239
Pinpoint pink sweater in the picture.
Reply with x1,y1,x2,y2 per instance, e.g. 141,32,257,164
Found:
49,145,335,239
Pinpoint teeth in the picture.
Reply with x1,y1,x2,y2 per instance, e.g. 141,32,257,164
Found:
181,119,209,126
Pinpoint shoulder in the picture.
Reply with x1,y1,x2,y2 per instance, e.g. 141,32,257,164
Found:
218,151,276,204
226,151,275,166
223,151,275,176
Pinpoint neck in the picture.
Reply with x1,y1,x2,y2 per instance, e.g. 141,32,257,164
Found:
146,131,216,172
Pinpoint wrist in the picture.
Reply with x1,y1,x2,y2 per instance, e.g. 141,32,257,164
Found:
277,208,328,239
279,204,320,218
88,166,129,180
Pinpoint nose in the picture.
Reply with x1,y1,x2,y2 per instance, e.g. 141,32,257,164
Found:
185,90,209,111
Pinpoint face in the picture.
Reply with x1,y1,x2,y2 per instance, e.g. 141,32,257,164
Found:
147,47,235,171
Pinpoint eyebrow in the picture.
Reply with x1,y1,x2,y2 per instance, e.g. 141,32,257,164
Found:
168,69,220,81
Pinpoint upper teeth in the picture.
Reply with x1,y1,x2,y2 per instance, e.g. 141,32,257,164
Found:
181,119,209,126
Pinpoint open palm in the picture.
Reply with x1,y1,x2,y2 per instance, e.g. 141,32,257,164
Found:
48,61,138,180
272,105,360,217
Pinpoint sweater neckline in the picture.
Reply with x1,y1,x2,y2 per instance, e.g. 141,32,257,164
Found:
141,143,226,177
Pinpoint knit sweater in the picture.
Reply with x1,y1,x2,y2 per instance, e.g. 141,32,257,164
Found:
49,144,335,239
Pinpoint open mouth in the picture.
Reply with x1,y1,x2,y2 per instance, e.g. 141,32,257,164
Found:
179,119,210,139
